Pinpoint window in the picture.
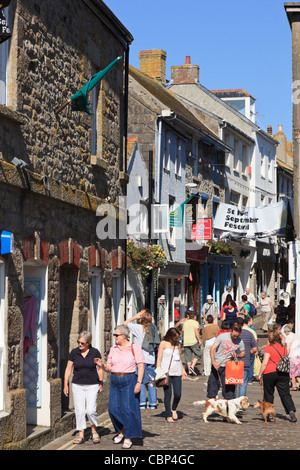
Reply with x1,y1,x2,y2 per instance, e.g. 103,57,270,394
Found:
242,144,248,174
267,151,272,181
201,193,209,213
224,133,231,167
233,139,239,171
242,196,248,208
164,131,171,171
192,139,198,177
260,146,265,178
152,204,169,234
0,262,5,411
175,138,181,176
230,190,240,206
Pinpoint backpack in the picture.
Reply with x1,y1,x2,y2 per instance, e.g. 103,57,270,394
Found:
248,302,257,317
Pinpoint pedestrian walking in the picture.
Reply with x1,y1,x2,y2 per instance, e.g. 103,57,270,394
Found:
207,324,245,400
234,317,257,397
95,324,145,449
258,330,297,422
243,287,256,306
287,333,300,391
124,309,160,409
202,314,219,376
222,299,239,327
202,295,219,324
63,331,103,445
156,327,187,422
220,294,238,320
257,292,274,332
221,286,233,307
275,299,289,327
176,310,201,375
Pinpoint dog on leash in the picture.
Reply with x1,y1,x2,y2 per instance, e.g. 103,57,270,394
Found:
253,400,276,423
193,396,249,424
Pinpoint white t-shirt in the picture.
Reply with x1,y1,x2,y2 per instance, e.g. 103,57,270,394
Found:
128,323,156,365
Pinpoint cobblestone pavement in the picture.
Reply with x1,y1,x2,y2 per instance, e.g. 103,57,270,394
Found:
42,315,300,453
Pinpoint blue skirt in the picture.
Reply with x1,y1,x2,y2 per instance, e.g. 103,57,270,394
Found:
109,373,143,439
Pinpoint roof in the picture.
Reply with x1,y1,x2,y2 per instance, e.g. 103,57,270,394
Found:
210,89,256,100
129,65,226,148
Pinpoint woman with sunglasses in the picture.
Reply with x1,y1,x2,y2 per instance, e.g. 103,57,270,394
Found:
95,325,145,449
63,331,103,445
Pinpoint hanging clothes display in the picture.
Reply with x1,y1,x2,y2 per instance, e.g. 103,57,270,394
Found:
23,295,37,357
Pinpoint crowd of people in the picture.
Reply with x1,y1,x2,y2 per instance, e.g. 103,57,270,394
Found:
63,288,299,448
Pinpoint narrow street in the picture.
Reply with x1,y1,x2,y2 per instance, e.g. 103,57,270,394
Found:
41,314,300,453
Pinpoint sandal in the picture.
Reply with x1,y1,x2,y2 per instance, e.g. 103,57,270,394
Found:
113,432,124,444
166,417,176,423
73,436,84,445
92,432,101,444
122,439,133,449
290,387,297,391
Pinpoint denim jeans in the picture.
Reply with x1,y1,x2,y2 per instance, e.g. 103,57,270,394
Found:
163,375,182,418
109,373,142,439
237,366,249,397
140,364,157,406
207,365,235,399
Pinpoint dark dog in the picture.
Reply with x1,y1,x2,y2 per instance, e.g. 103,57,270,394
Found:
254,400,276,423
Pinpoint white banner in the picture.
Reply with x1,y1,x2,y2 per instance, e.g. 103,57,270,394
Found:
214,201,288,239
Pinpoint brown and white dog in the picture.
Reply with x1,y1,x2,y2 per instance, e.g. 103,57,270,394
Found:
193,396,250,424
253,400,276,423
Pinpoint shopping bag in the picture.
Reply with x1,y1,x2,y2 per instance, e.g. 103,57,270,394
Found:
225,360,244,385
253,355,261,377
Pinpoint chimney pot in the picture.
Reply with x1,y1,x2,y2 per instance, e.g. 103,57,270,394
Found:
185,56,191,65
267,125,273,135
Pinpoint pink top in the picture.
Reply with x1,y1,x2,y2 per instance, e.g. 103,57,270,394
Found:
107,342,145,373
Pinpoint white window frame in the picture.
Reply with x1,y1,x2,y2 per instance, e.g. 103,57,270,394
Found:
152,204,169,234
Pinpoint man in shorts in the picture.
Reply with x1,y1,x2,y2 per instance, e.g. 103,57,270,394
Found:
181,311,202,375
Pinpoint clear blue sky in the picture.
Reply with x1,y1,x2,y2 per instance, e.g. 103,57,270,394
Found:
104,0,293,143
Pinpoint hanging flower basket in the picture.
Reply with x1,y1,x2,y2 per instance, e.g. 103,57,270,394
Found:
206,239,235,256
127,238,167,280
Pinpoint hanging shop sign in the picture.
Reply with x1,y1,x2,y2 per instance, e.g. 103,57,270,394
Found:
214,201,288,239
191,218,212,240
1,230,14,254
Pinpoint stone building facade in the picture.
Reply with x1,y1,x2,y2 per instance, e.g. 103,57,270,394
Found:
0,0,132,449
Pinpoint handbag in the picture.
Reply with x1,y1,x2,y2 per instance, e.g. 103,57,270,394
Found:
270,345,290,373
156,347,175,387
225,359,244,385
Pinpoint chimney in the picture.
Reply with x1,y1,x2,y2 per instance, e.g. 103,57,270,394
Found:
171,56,199,84
139,49,167,83
267,125,273,135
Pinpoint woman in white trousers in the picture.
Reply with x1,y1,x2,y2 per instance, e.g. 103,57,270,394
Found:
64,331,103,444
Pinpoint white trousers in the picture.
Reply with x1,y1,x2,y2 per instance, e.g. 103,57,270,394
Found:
72,383,99,430
203,337,216,376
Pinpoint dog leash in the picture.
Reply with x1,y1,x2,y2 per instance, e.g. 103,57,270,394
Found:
259,378,265,401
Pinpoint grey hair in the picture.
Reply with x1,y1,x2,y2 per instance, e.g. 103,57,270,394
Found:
284,325,292,333
115,324,130,339
78,331,92,344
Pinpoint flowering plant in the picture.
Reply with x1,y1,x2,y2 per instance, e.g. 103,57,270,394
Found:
127,238,167,280
206,239,235,256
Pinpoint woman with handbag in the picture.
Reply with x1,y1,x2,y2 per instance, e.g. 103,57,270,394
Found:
156,328,187,423
258,330,297,422
94,325,145,449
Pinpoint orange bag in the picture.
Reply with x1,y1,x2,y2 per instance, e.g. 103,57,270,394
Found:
225,360,244,385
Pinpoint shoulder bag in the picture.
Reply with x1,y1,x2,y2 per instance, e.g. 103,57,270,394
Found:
156,347,175,387
270,345,290,373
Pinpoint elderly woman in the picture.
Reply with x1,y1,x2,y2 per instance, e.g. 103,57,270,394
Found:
124,309,160,409
63,331,103,444
257,292,274,332
258,330,297,422
95,325,144,449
